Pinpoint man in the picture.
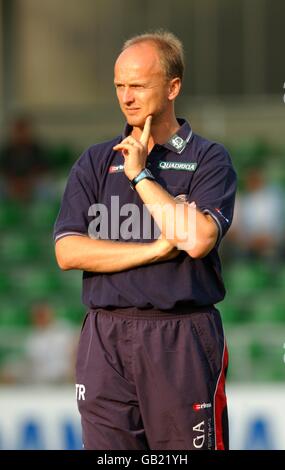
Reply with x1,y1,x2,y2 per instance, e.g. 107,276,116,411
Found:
54,30,237,450
0,116,48,201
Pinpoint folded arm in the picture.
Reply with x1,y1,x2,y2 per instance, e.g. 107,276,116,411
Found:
55,235,179,273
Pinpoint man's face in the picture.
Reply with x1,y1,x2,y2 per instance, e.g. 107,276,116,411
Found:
114,43,171,127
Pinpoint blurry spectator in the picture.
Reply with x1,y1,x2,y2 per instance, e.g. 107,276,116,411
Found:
0,116,49,201
229,166,285,260
0,302,77,384
23,302,77,384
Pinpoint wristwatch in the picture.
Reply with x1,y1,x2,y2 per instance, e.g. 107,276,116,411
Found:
129,168,155,190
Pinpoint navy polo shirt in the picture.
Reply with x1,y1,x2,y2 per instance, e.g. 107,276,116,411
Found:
53,119,237,310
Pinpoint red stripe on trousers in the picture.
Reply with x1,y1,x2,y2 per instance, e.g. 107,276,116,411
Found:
214,343,228,450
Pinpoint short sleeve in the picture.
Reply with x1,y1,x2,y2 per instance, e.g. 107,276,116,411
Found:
189,143,237,243
53,149,99,242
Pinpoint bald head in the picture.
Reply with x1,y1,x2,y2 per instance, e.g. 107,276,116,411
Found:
115,42,164,81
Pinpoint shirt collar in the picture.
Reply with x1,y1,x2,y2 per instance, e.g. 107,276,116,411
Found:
122,118,193,154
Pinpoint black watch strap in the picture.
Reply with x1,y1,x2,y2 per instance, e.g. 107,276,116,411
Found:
130,168,155,190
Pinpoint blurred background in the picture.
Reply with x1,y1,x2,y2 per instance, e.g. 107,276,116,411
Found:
0,0,285,450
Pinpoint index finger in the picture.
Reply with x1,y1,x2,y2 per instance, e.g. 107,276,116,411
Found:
139,115,152,147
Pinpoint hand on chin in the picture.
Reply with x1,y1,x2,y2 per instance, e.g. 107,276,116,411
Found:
127,116,148,129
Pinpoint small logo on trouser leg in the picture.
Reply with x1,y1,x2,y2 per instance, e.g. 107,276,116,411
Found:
75,383,86,400
192,402,212,411
193,420,205,448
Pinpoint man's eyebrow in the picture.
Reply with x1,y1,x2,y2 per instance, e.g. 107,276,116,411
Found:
114,80,149,86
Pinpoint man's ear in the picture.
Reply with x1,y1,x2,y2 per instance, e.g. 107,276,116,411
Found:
168,78,182,101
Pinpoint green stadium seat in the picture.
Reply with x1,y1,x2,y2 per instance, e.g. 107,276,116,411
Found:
58,269,82,296
16,267,62,300
0,201,24,229
0,271,12,295
55,301,85,325
230,138,269,169
251,293,285,323
26,200,60,232
225,261,271,296
0,300,31,327
48,144,75,170
0,232,41,264
276,266,285,289
41,238,59,266
249,338,285,381
218,299,244,324
249,340,264,361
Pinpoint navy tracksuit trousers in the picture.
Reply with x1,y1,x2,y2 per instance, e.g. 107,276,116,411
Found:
76,305,229,450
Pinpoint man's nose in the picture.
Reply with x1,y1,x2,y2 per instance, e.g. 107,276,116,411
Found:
122,87,134,104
